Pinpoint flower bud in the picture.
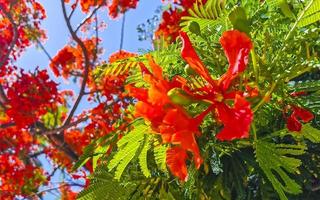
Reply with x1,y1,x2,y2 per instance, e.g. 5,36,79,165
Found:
184,64,197,75
188,21,201,35
167,88,195,106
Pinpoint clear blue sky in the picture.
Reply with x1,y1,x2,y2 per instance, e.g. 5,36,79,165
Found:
15,1,162,199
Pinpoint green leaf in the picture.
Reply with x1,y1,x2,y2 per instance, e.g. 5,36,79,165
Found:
138,134,152,178
154,143,168,173
73,133,116,171
77,165,137,200
108,123,152,180
255,140,306,200
229,6,251,34
300,124,320,143
298,0,320,27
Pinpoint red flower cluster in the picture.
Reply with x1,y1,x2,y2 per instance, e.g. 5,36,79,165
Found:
127,30,254,180
287,106,314,132
0,154,46,198
64,0,139,18
0,0,46,67
50,38,98,78
108,0,139,18
156,0,207,44
5,69,59,128
180,30,254,141
127,55,208,181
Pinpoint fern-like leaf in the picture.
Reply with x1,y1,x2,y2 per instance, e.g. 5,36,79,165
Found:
77,165,137,200
300,124,320,143
138,134,152,177
181,0,228,32
153,143,168,173
298,0,320,27
108,123,148,179
255,140,306,200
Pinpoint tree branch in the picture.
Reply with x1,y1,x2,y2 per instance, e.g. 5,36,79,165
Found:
74,5,103,33
0,5,18,68
42,116,89,135
119,13,126,51
61,0,92,126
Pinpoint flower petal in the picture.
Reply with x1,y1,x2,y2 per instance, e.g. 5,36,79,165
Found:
166,147,188,181
219,30,253,90
287,115,302,132
180,31,216,86
215,95,253,141
292,106,314,123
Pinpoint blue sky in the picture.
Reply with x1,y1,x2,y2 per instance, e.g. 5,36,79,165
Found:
15,0,162,199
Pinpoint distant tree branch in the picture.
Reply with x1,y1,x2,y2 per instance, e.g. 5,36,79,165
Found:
61,0,92,126
0,5,18,68
42,116,89,135
74,4,104,33
0,5,18,107
119,13,126,51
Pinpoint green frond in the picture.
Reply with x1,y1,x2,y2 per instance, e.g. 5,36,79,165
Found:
108,123,148,179
300,124,320,143
255,140,306,200
77,165,137,200
298,0,320,27
296,91,320,116
138,134,152,178
94,56,145,79
153,142,168,173
289,80,320,93
181,0,229,33
73,133,116,171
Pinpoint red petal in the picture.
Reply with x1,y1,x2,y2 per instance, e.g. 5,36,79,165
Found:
292,106,314,123
219,30,253,90
180,31,216,86
171,131,203,169
166,147,188,181
215,95,253,141
287,115,302,132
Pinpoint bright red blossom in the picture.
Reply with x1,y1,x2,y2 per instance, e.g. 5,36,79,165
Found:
5,69,59,127
127,55,205,181
180,30,254,141
287,106,314,132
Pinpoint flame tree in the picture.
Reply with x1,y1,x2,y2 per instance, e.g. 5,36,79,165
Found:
1,0,320,199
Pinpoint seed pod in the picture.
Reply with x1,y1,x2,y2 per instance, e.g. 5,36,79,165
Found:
188,21,201,35
167,88,195,106
184,64,197,75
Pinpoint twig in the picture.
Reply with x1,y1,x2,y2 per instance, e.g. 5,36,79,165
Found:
61,0,92,126
74,5,103,33
42,116,89,135
35,37,54,62
0,5,18,68
119,13,126,51
68,0,79,20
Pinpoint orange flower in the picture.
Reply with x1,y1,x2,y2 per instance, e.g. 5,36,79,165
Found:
127,55,205,181
180,30,254,141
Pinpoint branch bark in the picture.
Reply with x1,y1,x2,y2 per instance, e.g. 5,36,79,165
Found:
61,0,92,126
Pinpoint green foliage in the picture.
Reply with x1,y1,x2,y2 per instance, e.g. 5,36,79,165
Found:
181,0,229,35
82,0,320,199
297,0,320,27
42,106,67,129
108,122,150,179
153,142,168,173
77,165,137,200
255,140,306,200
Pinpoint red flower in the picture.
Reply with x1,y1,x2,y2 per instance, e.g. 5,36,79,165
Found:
180,30,254,141
127,55,205,181
166,147,188,181
215,95,253,140
287,106,314,132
